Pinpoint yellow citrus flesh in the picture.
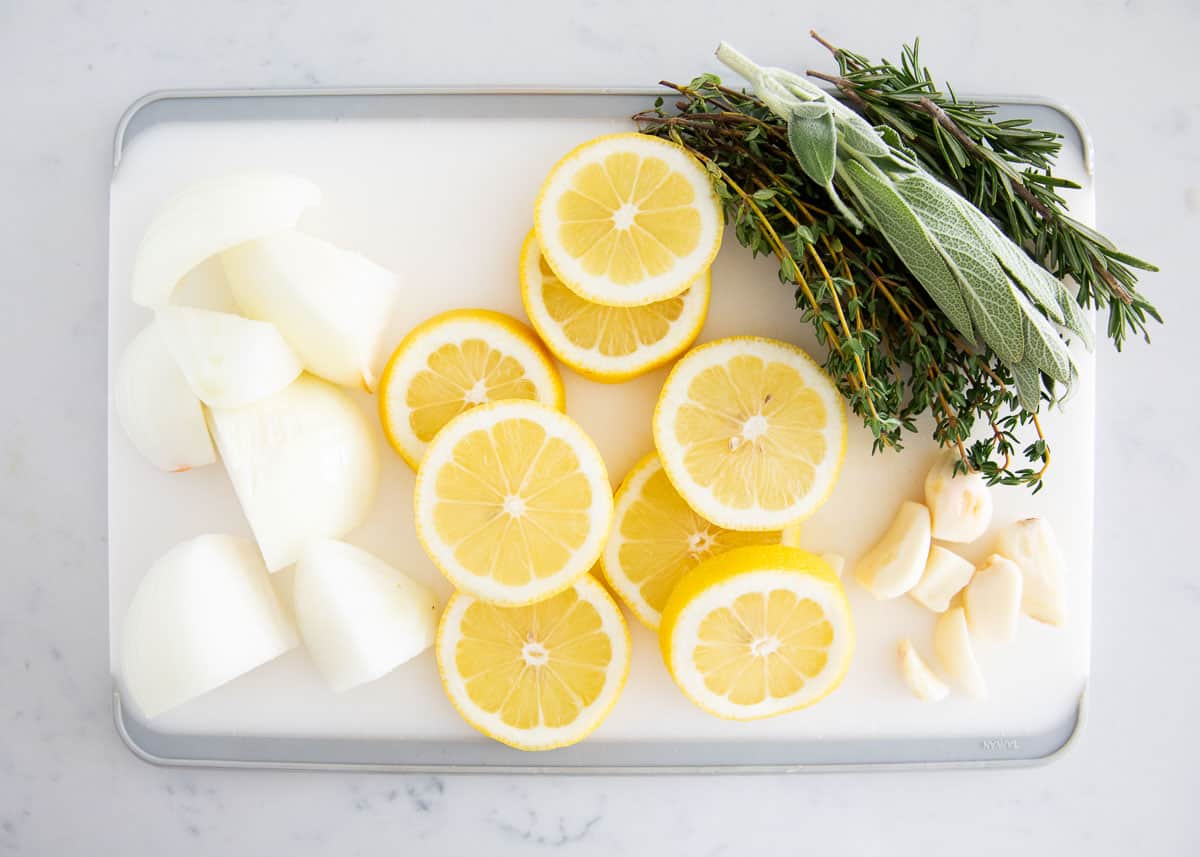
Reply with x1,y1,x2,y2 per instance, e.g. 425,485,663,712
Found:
534,133,723,307
378,309,564,469
414,399,612,606
653,336,847,531
437,574,631,750
601,451,779,629
659,545,853,720
519,231,710,382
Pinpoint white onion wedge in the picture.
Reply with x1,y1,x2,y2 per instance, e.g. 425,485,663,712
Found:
131,172,321,308
934,606,988,699
114,322,216,472
157,307,303,408
293,540,439,692
207,374,380,571
221,232,400,391
120,534,298,719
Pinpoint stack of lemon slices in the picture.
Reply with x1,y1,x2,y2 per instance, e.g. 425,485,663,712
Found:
378,132,856,750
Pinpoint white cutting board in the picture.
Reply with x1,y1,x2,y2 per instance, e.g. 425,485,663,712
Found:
108,100,1092,750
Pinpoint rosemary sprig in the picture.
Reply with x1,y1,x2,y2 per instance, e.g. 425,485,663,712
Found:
807,31,1161,348
635,78,1052,489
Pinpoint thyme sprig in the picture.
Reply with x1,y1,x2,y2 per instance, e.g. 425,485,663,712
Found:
807,32,1160,348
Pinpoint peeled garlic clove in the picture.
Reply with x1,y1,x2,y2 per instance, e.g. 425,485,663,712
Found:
114,322,216,472
208,375,380,571
156,307,303,408
995,517,1067,626
820,552,845,579
131,172,321,308
293,540,439,692
898,639,949,702
964,554,1023,642
909,545,975,613
854,501,931,599
934,606,987,698
221,232,399,391
120,534,298,718
923,452,993,543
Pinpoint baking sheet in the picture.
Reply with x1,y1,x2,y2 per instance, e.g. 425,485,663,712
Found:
108,89,1093,770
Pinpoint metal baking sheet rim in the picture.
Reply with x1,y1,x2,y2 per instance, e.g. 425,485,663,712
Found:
108,85,1093,774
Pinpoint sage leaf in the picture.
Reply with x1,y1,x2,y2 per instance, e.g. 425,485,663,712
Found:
840,160,976,343
956,199,1064,325
787,102,837,187
1012,361,1042,414
893,172,1031,364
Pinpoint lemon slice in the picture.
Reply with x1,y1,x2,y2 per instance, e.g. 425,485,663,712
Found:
414,399,613,606
653,336,846,531
601,451,779,629
659,545,853,720
379,309,564,469
519,231,710,382
534,133,723,307
437,574,631,750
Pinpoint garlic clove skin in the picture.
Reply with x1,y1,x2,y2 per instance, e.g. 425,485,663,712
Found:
898,639,950,702
924,452,993,543
910,545,975,613
854,501,932,599
994,517,1067,626
964,554,1023,642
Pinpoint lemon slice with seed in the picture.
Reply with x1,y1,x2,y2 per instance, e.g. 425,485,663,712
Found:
601,451,779,629
414,399,613,606
653,336,846,531
519,231,710,383
437,574,630,750
534,133,723,307
659,545,853,720
379,309,564,469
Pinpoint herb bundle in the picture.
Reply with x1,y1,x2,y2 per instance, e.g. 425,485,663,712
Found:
806,33,1160,348
634,38,1157,490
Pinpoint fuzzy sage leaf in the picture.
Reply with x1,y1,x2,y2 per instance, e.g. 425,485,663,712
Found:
787,102,837,187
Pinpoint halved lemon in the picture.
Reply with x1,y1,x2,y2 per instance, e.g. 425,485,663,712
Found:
414,399,613,606
601,451,779,629
379,309,564,469
534,133,723,307
659,545,853,720
437,574,631,750
653,336,846,531
519,230,710,383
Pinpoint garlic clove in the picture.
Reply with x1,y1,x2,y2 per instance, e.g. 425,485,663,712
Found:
963,554,1023,642
853,501,931,599
924,452,993,543
909,545,975,613
995,517,1067,626
934,606,987,698
898,639,950,702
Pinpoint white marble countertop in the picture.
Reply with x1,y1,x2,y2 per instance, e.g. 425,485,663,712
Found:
1,0,1196,853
